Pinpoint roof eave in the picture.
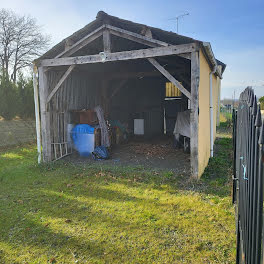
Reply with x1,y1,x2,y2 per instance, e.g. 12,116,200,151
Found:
202,42,223,79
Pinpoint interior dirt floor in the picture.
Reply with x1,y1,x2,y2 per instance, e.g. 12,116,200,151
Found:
67,136,191,174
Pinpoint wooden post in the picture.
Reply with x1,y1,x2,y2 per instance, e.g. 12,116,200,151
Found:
38,66,52,162
103,29,111,53
33,64,42,163
190,51,200,178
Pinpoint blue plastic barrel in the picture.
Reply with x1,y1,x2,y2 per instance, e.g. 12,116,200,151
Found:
71,124,95,157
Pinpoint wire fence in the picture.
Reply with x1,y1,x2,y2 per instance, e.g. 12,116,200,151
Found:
233,87,264,264
0,120,36,148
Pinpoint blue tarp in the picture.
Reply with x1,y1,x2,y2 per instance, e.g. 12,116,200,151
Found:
72,124,94,135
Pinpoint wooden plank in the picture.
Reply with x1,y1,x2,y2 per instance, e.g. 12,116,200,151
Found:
46,65,75,104
39,43,197,67
190,51,200,178
103,29,111,52
106,24,168,48
38,66,52,162
148,58,191,99
33,64,42,163
55,25,105,58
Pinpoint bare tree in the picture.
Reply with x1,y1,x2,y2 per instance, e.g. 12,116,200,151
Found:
0,9,50,82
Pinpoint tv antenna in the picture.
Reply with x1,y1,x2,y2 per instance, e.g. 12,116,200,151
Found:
169,12,189,33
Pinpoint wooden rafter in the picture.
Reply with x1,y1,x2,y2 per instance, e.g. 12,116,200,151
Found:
39,43,197,67
105,24,169,48
46,65,75,104
147,58,191,99
55,25,105,58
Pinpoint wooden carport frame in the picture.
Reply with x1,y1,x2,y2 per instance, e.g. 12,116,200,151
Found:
34,24,200,178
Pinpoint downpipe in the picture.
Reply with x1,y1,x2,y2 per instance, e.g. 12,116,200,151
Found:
210,66,217,157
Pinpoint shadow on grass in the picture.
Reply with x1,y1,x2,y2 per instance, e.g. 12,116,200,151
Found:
0,190,132,263
0,130,235,263
37,132,232,200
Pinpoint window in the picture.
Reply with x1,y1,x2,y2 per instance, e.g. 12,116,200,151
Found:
165,82,182,98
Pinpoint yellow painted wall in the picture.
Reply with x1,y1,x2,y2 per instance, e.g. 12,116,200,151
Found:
212,74,220,140
198,51,211,177
198,50,221,177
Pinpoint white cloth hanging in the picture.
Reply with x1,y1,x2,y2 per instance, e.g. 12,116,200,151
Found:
173,110,191,140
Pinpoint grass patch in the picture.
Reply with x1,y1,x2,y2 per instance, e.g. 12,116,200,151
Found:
0,129,235,263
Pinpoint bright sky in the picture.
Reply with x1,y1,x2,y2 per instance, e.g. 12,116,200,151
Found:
1,0,263,99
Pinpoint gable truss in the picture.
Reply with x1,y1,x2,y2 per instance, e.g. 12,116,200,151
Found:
40,24,197,108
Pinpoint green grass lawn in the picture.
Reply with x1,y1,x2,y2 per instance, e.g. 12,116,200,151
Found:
0,131,235,263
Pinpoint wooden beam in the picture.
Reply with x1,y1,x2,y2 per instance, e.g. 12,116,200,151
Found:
147,58,191,99
105,24,168,48
55,25,105,58
39,43,197,67
190,51,200,178
46,65,75,104
38,66,52,162
103,29,111,52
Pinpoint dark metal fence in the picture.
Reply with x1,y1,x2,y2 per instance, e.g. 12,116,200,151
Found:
233,87,264,264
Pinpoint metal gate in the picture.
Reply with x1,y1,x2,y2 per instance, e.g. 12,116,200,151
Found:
233,87,264,264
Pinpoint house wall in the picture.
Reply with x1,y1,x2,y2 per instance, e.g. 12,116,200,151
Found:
212,74,220,140
198,50,221,177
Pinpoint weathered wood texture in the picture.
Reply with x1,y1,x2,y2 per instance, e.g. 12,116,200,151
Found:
105,24,168,47
38,24,196,163
33,65,41,163
38,66,52,162
46,65,75,104
148,58,191,99
190,51,200,178
103,29,111,52
55,25,105,58
39,44,196,67
45,70,101,161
